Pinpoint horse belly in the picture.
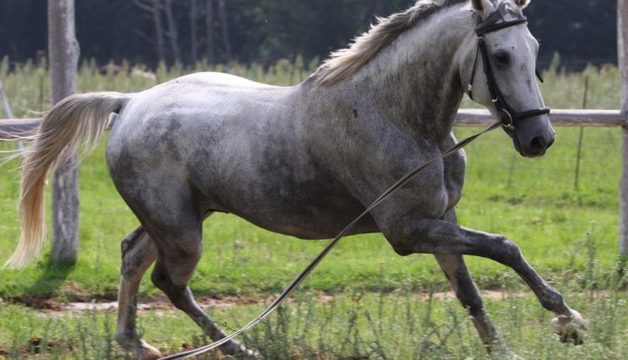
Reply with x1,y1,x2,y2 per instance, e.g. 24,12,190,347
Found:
201,169,379,239
236,199,377,240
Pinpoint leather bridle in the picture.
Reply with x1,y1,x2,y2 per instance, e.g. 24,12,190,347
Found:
466,12,550,136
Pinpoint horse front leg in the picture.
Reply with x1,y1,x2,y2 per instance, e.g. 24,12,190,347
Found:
384,217,587,348
434,210,515,356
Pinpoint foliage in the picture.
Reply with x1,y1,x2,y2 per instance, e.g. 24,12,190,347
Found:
0,0,617,69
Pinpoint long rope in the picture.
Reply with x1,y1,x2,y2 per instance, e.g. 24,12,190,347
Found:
160,121,503,360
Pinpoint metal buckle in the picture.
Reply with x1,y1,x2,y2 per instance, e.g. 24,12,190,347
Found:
499,108,514,128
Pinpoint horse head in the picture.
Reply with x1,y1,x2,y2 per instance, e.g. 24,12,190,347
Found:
463,0,554,157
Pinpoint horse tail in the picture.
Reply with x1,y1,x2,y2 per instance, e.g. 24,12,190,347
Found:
4,92,132,268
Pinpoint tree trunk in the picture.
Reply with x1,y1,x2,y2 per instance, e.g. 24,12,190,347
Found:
190,0,198,65
48,0,80,266
152,0,166,63
133,0,166,64
217,0,232,63
163,0,181,63
205,0,214,63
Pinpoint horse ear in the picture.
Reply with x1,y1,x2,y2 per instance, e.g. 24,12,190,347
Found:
515,0,531,8
470,0,494,16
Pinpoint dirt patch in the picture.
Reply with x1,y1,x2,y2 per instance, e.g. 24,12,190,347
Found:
420,290,523,301
59,295,247,314
5,287,118,311
8,296,65,311
5,290,525,315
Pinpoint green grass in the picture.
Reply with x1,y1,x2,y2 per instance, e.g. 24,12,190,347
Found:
0,57,626,358
0,59,624,299
0,290,626,359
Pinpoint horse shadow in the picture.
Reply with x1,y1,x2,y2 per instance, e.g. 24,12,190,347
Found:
17,259,76,309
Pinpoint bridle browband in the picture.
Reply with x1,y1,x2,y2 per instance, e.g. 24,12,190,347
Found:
467,11,550,135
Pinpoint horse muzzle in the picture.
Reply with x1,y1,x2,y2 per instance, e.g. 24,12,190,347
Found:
513,117,555,157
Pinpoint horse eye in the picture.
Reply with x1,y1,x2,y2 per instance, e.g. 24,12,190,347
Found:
494,50,511,65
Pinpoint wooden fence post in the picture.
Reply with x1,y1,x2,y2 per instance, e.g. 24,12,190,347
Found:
49,0,80,266
619,0,628,258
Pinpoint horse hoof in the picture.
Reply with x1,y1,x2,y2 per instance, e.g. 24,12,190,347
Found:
221,341,260,359
116,334,162,360
551,310,587,345
139,341,162,360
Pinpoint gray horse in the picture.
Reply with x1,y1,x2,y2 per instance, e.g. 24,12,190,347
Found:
6,0,586,358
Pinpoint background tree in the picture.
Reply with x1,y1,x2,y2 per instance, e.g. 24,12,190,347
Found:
0,0,618,70
217,0,232,64
205,0,215,63
190,0,198,64
133,0,166,63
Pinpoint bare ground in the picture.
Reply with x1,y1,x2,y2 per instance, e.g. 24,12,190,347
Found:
2,290,524,315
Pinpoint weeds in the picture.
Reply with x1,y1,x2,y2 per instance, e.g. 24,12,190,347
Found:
0,284,626,359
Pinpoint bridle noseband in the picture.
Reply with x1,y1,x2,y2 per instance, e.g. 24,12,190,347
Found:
466,12,550,135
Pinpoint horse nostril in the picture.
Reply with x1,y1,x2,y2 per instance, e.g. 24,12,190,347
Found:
529,136,547,151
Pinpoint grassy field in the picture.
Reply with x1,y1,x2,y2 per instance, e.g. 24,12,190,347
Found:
0,58,626,358
0,291,626,359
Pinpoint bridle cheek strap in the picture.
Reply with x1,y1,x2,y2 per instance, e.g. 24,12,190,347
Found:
467,17,550,133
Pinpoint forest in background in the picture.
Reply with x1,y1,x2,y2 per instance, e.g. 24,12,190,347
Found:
0,0,618,71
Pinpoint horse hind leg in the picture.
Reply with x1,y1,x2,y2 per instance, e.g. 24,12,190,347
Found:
115,226,161,360
143,211,254,357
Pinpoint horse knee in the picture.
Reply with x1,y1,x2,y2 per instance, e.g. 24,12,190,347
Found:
490,236,523,265
539,290,565,312
503,238,522,259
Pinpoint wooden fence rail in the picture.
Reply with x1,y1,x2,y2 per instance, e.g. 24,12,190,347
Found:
0,119,39,139
456,109,626,127
1,109,626,137
2,109,628,259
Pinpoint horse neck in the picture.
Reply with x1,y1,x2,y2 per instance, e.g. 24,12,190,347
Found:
342,6,474,143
